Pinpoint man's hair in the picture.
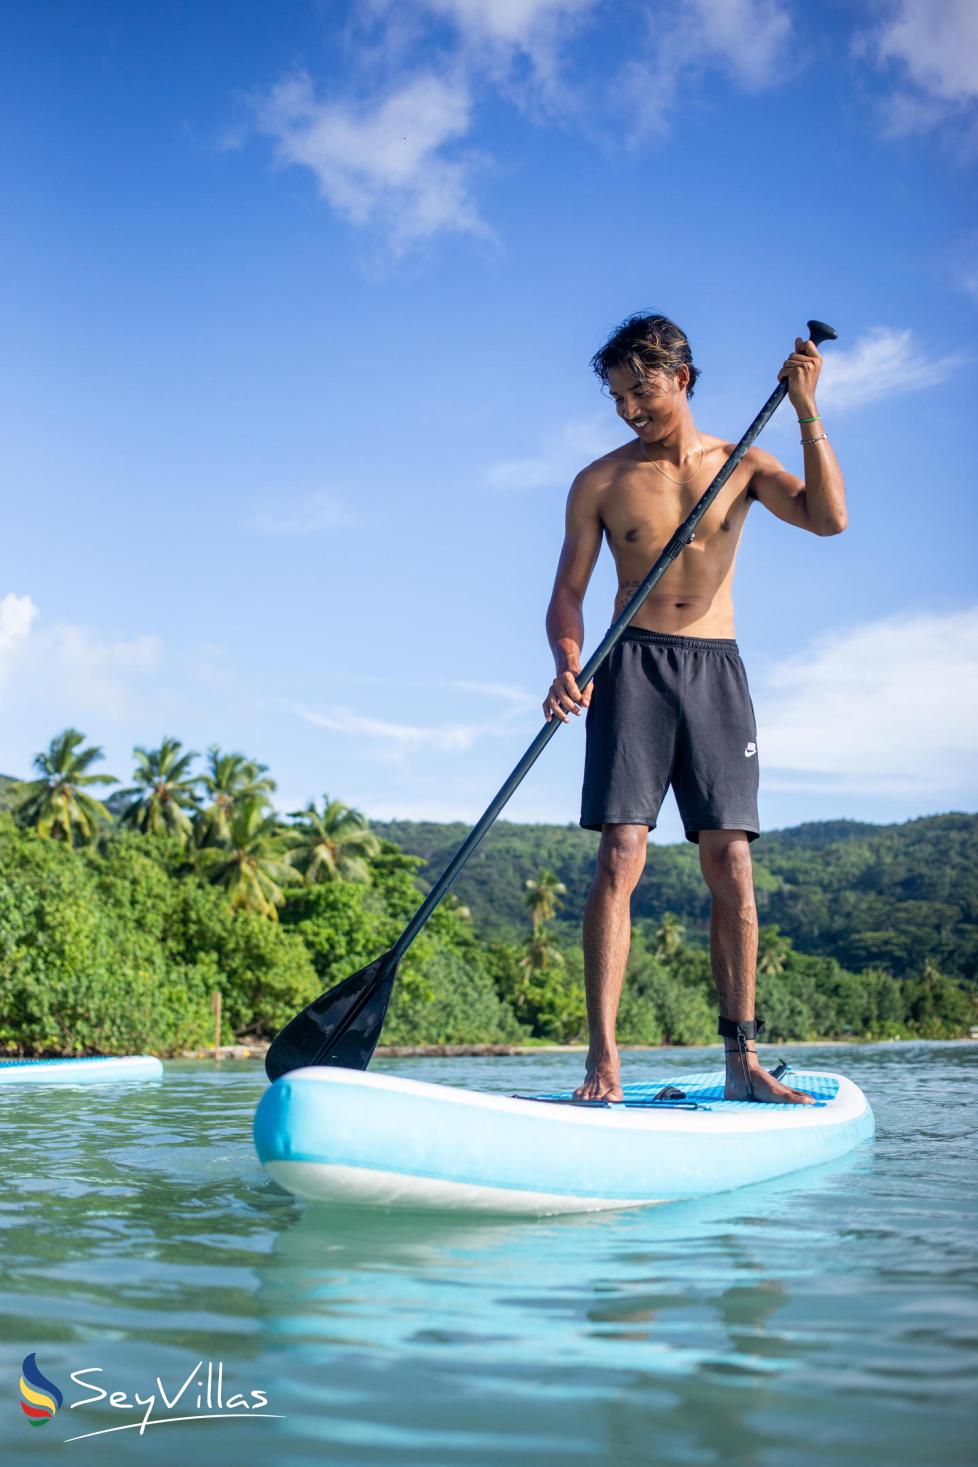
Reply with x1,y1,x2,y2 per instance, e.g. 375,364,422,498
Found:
590,313,700,399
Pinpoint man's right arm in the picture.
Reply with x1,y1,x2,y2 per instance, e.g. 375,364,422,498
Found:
543,470,604,724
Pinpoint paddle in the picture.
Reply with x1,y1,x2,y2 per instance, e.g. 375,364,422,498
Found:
264,319,838,1082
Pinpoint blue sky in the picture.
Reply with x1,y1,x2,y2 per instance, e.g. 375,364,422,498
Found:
1,0,976,843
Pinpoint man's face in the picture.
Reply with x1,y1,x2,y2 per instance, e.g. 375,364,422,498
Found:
607,365,684,441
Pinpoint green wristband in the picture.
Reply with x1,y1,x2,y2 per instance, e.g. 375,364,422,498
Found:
798,414,822,424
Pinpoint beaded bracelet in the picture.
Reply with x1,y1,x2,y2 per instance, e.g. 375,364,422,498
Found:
800,432,828,446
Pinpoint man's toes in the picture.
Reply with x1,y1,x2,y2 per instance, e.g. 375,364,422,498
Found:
574,1071,621,1102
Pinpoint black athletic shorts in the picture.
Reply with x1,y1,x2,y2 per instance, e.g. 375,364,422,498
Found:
580,627,760,843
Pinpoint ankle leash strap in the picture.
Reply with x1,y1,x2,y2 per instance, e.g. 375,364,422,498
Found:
717,1016,765,1041
717,1016,765,1100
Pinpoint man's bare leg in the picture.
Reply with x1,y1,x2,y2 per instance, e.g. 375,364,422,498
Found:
698,830,814,1105
575,823,648,1101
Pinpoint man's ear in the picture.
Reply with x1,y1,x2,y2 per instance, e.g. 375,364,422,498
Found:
675,363,691,394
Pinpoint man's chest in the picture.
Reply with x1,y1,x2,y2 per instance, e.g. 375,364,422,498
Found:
599,471,751,557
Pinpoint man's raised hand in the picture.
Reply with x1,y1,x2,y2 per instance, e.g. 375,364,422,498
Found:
777,336,822,415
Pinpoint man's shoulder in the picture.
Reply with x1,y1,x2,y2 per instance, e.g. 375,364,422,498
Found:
573,442,636,489
702,431,740,458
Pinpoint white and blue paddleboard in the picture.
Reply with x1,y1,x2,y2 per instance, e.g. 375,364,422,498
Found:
0,1056,164,1087
254,1066,874,1216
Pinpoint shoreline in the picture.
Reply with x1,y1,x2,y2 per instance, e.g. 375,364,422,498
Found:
6,1038,972,1063
174,1036,975,1060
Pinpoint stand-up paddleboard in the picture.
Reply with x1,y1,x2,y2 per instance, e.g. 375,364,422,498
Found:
254,1066,874,1216
0,1056,164,1087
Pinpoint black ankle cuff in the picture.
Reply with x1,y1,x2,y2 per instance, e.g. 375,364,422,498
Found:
717,1016,765,1041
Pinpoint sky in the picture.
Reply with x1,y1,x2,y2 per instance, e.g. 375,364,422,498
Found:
1,0,976,844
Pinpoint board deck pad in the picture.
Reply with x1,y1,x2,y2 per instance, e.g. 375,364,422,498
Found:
523,1068,839,1110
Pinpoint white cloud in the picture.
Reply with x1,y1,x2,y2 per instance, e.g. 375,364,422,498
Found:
618,0,793,137
0,595,162,726
248,490,359,536
757,606,978,797
424,0,595,51
41,626,162,722
872,0,978,102
816,327,963,410
363,0,598,101
251,70,485,250
951,230,978,304
298,702,480,755
421,0,597,97
484,414,620,491
0,593,38,687
296,680,543,766
451,678,539,714
243,1,789,250
691,0,793,89
859,0,978,140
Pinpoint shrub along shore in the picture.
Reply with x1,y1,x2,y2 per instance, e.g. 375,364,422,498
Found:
0,733,974,1058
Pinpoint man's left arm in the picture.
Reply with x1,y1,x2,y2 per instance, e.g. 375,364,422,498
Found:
747,336,848,537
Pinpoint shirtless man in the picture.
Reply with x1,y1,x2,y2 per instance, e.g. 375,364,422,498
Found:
543,313,847,1105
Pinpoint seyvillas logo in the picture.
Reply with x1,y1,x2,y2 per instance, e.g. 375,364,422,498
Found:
63,1359,282,1442
20,1354,63,1427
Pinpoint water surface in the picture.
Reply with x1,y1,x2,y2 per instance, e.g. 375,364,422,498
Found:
1,1043,975,1465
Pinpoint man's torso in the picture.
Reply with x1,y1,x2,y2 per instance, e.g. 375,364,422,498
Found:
586,433,754,639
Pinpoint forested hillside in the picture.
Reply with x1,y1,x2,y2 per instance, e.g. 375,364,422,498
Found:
370,813,978,982
2,725,973,1055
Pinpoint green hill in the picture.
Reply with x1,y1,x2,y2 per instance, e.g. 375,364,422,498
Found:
369,812,978,982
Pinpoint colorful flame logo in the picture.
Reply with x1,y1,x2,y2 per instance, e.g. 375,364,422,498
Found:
20,1354,62,1427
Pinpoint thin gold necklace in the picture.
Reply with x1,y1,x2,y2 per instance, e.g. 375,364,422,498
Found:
641,436,705,485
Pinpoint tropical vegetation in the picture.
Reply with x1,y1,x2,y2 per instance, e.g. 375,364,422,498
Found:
0,730,974,1056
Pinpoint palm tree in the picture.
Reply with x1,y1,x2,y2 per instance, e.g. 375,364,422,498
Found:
758,925,792,977
196,796,299,919
117,737,201,841
196,746,277,847
284,795,380,885
519,928,565,981
511,928,566,1011
654,911,686,959
15,728,117,845
524,868,567,932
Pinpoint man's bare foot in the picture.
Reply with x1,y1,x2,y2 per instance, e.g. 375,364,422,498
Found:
725,1056,814,1105
574,1051,623,1102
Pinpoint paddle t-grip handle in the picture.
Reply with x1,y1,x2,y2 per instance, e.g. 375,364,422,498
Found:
807,319,838,348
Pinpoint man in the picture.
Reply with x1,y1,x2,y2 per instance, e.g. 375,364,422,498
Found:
543,314,847,1104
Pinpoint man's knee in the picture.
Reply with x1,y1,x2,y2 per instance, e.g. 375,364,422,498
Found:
699,832,754,902
594,824,648,893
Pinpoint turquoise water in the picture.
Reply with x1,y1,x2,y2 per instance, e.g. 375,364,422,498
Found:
1,1043,975,1465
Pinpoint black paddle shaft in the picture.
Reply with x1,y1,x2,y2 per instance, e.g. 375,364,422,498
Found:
391,319,838,960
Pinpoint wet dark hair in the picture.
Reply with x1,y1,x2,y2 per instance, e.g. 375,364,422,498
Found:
590,313,700,399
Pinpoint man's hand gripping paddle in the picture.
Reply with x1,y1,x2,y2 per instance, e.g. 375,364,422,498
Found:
264,320,838,1082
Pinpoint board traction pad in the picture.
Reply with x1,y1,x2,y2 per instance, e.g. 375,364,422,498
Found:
527,1068,840,1110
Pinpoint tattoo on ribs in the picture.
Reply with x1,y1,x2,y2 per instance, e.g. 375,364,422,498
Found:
615,580,641,612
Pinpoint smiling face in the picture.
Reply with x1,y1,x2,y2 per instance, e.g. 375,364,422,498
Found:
607,363,690,444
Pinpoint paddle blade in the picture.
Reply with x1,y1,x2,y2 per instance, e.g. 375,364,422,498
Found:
263,950,399,1082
